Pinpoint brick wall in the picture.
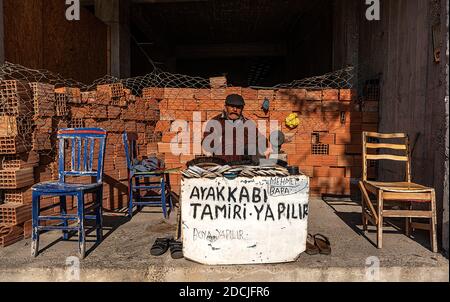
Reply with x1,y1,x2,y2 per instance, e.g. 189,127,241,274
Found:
146,86,378,197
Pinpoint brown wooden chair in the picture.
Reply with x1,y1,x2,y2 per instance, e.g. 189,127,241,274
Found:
358,132,438,252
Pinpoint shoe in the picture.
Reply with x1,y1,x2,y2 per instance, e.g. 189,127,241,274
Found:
314,234,331,255
150,237,172,256
169,239,183,259
305,233,320,255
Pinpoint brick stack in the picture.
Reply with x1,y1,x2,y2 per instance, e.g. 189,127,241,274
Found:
0,80,36,245
148,85,378,197
1,80,160,248
68,83,158,210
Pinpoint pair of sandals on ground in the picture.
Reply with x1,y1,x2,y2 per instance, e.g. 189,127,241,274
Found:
306,233,331,255
150,237,183,259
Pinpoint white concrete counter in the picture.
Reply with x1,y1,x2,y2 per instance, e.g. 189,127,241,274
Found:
181,175,310,265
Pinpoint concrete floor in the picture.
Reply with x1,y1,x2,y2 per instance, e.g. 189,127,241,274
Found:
0,197,448,282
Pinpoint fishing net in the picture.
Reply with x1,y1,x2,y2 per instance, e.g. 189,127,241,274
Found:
0,61,356,160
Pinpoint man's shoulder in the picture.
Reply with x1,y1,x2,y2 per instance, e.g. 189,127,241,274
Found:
212,113,225,120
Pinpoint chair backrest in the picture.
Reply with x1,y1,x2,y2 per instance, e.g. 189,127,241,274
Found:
57,128,107,183
362,131,411,182
123,131,138,170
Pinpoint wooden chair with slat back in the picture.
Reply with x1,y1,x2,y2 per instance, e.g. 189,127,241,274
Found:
359,132,438,252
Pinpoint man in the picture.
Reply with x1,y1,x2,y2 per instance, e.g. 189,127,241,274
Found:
202,94,271,163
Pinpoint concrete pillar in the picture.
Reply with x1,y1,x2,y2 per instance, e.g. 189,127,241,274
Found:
95,0,130,78
0,0,5,65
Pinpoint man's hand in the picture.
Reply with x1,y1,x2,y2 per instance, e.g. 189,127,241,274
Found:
264,144,274,159
203,151,213,157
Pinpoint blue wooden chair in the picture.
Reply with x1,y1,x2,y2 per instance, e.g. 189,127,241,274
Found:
31,128,107,259
123,132,172,218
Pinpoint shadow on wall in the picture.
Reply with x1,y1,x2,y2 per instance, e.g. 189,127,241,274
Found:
274,87,367,199
103,173,129,211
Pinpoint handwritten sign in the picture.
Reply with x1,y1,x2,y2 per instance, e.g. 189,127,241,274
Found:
181,175,309,265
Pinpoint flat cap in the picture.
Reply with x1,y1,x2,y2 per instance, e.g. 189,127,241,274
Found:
225,94,245,106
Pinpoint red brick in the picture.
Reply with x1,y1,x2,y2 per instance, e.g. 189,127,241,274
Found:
257,89,274,100
275,89,291,100
313,167,346,178
322,101,341,112
226,87,242,96
211,88,226,100
164,154,180,164
322,89,339,101
305,155,339,166
184,99,200,111
305,90,322,101
339,89,357,101
160,110,177,121
199,100,216,110
157,143,171,153
155,121,171,132
329,144,346,155
194,89,211,101
299,101,322,113
180,154,195,163
337,155,354,167
167,99,184,110
241,88,258,100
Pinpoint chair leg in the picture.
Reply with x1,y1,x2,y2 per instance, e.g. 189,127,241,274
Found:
161,176,167,219
96,188,103,243
405,202,412,237
166,174,173,210
128,178,134,218
361,197,368,232
376,190,383,249
136,177,141,206
362,212,368,232
430,190,438,253
31,192,40,257
60,196,69,240
77,192,86,259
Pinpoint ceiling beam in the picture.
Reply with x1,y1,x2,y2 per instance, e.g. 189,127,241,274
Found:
176,43,287,59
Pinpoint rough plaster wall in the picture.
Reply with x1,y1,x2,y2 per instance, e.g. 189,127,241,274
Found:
442,0,449,257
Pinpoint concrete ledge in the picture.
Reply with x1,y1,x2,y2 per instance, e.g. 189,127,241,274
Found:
0,265,448,282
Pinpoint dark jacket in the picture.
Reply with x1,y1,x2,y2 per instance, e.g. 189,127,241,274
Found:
202,112,267,163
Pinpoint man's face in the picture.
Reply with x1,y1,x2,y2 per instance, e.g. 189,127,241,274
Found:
225,105,244,121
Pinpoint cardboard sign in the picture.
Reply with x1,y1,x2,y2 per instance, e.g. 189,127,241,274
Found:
181,175,309,265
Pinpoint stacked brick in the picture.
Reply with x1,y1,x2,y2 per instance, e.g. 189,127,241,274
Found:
0,80,36,246
1,80,160,248
149,86,378,197
67,83,158,210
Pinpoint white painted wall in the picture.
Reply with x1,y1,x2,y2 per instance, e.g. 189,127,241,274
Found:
181,175,310,265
